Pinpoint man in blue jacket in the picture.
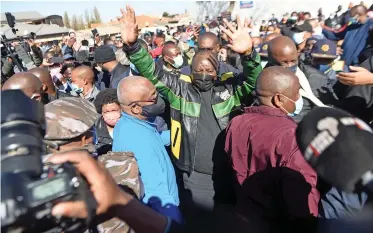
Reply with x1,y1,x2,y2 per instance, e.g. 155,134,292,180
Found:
323,5,373,66
112,76,181,223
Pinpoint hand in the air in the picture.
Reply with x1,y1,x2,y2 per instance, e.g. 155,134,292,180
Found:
337,66,373,86
219,16,252,55
48,150,132,218
117,5,138,47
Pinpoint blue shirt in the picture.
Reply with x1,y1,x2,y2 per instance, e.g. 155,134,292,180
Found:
322,19,373,66
112,113,179,207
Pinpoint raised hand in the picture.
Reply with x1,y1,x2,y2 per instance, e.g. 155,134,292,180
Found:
117,5,138,47
219,16,252,55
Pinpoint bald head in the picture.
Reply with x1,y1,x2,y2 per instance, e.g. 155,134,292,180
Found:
117,76,155,106
71,65,94,84
263,33,281,43
256,67,298,96
198,32,220,53
256,66,300,112
268,36,298,67
2,72,42,100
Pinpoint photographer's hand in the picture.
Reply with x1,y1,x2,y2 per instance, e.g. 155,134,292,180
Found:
49,150,130,218
48,150,169,233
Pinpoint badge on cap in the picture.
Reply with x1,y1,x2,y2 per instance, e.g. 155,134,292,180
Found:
262,44,268,50
321,44,330,52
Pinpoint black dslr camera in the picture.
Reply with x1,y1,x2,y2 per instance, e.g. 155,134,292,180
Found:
1,90,95,233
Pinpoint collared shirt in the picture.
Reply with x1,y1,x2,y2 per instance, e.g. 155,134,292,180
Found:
83,86,100,102
225,105,320,218
112,113,179,207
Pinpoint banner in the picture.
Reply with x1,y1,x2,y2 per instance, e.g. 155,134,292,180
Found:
240,1,254,9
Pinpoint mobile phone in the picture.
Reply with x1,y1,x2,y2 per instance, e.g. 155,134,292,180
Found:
91,29,98,37
332,60,345,73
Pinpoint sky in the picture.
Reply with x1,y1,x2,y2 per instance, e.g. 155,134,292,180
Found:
1,0,195,22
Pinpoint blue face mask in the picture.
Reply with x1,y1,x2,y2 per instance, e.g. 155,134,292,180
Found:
349,17,359,24
288,64,298,73
70,82,83,94
280,94,304,117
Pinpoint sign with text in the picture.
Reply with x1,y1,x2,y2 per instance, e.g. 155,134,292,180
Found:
240,1,254,9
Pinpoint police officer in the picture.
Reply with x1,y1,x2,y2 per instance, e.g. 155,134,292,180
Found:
43,97,142,232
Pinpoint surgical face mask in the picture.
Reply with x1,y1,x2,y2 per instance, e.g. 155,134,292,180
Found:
170,54,184,69
70,82,83,94
349,16,359,24
291,16,298,20
313,26,323,36
141,95,166,118
292,32,305,45
288,64,298,73
102,111,121,127
280,94,304,116
192,73,215,92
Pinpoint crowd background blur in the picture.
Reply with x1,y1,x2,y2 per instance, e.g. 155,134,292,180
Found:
1,1,373,233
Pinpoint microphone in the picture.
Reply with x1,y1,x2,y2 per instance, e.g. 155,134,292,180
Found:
295,107,373,194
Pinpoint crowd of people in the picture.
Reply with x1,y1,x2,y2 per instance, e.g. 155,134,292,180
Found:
1,1,373,233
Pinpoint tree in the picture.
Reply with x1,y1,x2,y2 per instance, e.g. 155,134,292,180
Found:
63,11,71,28
93,6,102,24
78,15,85,30
85,9,92,28
162,12,169,17
71,15,79,30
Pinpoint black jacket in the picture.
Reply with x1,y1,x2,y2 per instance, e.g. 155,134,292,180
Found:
95,116,113,155
336,56,373,125
96,63,131,90
293,63,336,123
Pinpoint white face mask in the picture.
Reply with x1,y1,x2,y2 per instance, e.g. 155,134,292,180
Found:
313,26,323,36
292,32,305,45
170,55,184,69
280,94,304,117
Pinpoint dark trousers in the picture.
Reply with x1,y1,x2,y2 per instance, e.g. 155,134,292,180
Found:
178,171,242,233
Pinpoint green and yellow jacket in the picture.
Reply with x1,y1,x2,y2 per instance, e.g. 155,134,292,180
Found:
126,41,262,173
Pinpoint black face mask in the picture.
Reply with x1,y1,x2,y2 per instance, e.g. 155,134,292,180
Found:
192,73,215,92
141,94,166,118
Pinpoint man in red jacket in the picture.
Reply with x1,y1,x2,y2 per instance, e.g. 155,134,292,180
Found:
225,66,319,232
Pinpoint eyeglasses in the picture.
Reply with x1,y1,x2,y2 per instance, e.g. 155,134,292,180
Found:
198,47,214,51
127,92,158,106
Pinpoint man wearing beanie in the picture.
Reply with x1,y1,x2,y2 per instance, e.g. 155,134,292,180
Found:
94,45,131,89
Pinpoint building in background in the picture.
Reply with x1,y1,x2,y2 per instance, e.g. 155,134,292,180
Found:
0,11,67,42
0,11,64,27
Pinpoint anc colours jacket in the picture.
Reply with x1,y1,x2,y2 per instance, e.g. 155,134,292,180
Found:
125,41,262,173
